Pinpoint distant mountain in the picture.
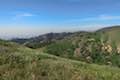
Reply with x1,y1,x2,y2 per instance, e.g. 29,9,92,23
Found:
11,32,73,48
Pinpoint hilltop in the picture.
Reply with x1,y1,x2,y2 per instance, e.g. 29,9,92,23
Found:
96,26,120,46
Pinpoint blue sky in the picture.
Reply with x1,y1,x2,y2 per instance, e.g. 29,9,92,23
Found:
0,0,120,39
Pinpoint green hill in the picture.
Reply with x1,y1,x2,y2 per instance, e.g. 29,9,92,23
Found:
44,26,120,67
1,39,120,80
97,26,120,46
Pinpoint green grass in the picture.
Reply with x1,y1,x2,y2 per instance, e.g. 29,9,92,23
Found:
0,38,120,80
97,26,120,45
1,41,120,80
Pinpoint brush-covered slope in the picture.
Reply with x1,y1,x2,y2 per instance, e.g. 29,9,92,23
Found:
1,40,120,80
0,39,21,53
97,26,120,46
44,26,120,67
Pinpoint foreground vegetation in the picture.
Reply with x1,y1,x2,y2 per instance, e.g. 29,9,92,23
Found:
0,40,120,80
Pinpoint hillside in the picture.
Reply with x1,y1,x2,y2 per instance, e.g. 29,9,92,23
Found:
1,40,120,80
43,26,120,67
10,26,120,68
97,26,120,46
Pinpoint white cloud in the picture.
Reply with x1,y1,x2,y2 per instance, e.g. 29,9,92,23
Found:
82,15,120,21
17,13,34,17
98,15,120,20
67,15,120,22
13,12,35,20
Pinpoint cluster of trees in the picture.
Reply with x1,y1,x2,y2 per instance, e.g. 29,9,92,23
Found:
44,40,76,58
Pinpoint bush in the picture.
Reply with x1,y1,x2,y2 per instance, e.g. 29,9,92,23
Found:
44,41,75,58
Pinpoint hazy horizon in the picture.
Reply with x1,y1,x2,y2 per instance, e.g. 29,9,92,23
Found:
0,0,120,39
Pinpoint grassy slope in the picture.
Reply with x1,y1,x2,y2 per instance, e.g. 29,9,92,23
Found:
97,26,120,45
0,40,120,80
